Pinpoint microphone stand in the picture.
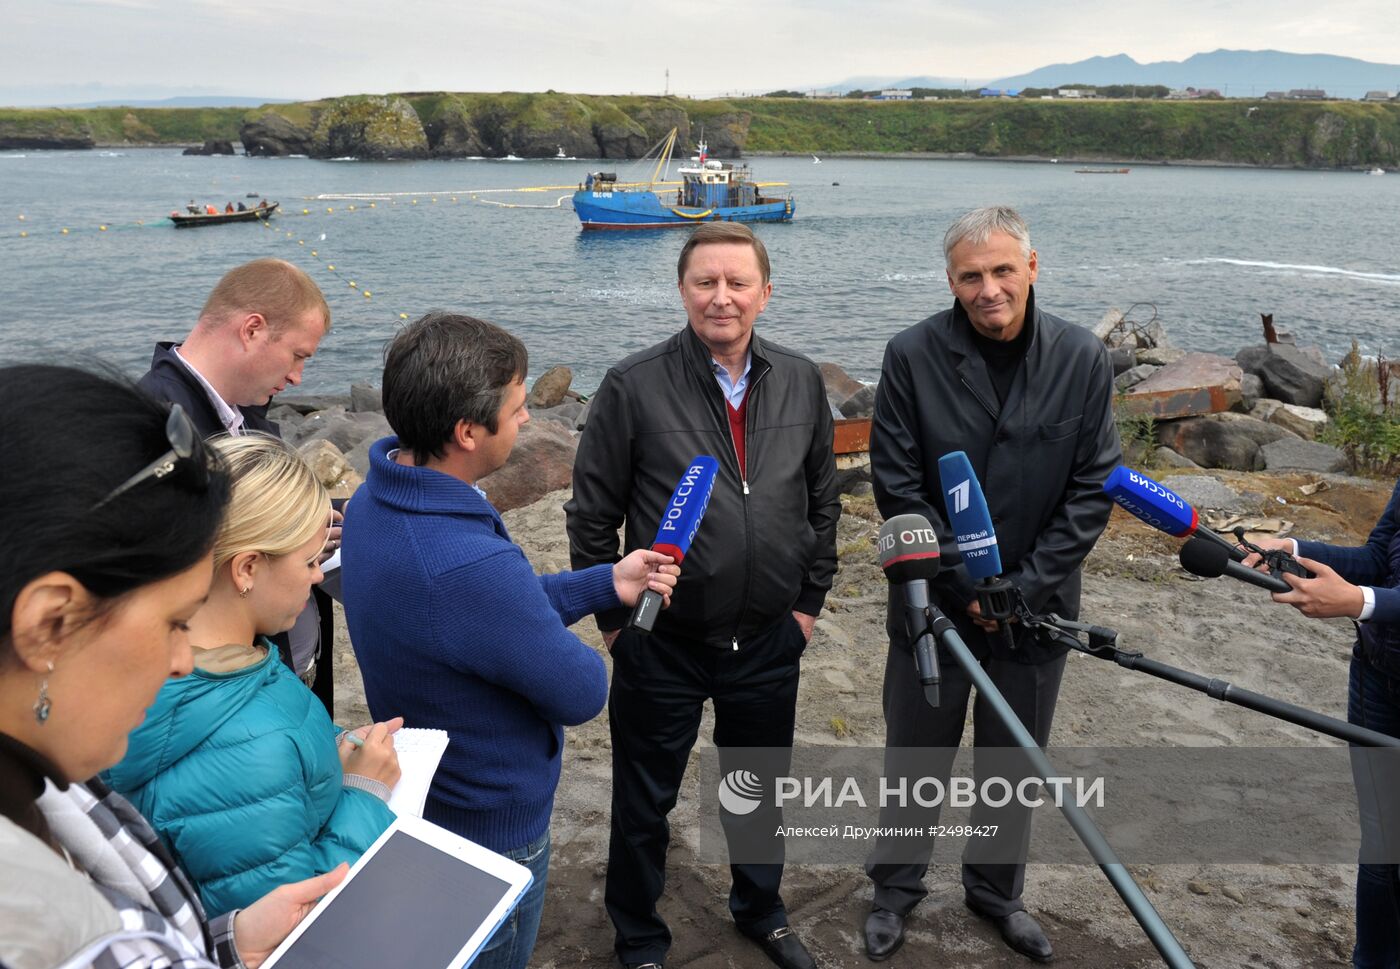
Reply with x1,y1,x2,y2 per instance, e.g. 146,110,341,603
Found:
1020,612,1400,750
909,603,1197,969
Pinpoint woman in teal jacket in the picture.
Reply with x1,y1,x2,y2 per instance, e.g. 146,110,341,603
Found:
106,433,400,915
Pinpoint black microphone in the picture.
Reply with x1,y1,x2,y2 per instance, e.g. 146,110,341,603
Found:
1179,536,1291,594
878,513,944,707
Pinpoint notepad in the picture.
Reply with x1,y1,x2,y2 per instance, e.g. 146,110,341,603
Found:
388,727,450,818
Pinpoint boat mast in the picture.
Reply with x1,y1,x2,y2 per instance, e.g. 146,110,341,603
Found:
648,128,677,191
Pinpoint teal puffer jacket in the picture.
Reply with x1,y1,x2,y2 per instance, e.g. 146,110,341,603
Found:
103,643,394,914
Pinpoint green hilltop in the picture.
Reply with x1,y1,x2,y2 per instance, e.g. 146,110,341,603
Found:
1,93,1397,169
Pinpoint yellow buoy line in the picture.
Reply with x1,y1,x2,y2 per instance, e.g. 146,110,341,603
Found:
256,217,415,325
474,194,573,210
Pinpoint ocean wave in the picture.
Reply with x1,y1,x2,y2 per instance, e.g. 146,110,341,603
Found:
581,287,672,307
0,154,26,159
1186,257,1400,285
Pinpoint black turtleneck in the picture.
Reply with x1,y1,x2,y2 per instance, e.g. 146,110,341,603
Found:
0,731,67,847
961,289,1036,408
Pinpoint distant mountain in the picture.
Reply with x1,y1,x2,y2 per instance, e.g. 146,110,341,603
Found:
0,84,297,108
987,49,1400,97
811,75,987,94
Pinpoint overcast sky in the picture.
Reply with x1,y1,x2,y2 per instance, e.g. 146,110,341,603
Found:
4,0,1398,103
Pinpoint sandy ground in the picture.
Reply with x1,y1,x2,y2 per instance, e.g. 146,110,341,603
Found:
333,470,1392,969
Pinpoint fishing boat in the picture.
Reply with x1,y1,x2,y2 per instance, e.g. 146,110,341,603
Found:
1074,167,1131,174
572,128,794,230
169,202,279,228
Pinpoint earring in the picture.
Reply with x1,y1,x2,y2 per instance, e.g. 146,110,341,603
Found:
34,661,54,725
239,587,251,598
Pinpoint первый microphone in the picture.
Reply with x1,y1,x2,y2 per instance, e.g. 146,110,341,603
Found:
877,513,945,707
937,450,1017,651
628,455,719,633
1104,466,1245,561
1178,536,1291,594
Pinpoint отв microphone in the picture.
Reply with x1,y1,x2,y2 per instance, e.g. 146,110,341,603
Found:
877,513,944,707
628,455,719,633
1103,466,1245,561
1178,536,1291,594
937,450,1017,651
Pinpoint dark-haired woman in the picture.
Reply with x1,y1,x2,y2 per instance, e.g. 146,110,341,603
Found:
1249,483,1400,969
0,364,347,969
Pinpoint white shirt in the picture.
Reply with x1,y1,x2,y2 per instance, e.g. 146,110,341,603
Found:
173,346,244,436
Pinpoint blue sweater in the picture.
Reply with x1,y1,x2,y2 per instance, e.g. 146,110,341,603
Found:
103,642,394,914
341,437,614,851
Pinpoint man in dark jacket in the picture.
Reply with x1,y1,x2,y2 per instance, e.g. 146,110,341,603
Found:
138,258,337,713
566,223,840,969
861,207,1120,963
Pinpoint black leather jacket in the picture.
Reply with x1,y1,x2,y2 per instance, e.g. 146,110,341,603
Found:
871,290,1121,663
566,326,840,648
137,342,277,438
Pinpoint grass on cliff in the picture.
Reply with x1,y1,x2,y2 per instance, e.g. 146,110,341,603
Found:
0,106,250,143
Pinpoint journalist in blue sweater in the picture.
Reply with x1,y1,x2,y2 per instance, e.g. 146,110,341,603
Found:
1250,479,1400,969
340,313,677,969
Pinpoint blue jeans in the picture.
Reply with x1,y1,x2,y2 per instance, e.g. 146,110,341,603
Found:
472,829,550,969
1349,649,1400,969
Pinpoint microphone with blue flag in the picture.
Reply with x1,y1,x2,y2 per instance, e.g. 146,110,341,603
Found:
937,450,1018,651
628,455,720,633
1102,466,1243,561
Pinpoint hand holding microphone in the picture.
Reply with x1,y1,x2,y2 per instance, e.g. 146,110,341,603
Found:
613,550,680,608
627,455,719,633
1270,555,1366,619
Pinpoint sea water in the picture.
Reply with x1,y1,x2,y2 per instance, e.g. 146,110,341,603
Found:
2,150,1397,394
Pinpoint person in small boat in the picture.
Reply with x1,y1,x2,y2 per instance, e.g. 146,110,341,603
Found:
257,199,268,209
237,202,247,212
205,204,218,215
187,200,200,215
104,432,400,915
224,202,235,214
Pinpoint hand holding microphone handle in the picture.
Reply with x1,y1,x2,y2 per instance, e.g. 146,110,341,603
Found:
629,588,665,632
976,574,1018,651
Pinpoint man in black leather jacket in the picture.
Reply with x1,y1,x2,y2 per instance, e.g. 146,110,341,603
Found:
861,207,1120,964
566,223,839,969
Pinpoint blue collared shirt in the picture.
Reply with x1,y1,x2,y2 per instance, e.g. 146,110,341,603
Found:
710,352,752,409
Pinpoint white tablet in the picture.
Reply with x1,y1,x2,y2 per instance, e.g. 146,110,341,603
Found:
261,814,533,969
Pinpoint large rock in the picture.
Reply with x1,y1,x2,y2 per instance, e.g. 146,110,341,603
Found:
421,100,489,158
527,366,573,408
1093,308,1125,344
273,393,353,415
312,95,429,159
182,140,235,156
1114,364,1159,392
1250,398,1285,422
630,104,692,152
1120,353,1242,420
1268,403,1329,441
532,400,586,430
820,362,864,403
1239,373,1264,412
696,111,753,158
1261,438,1347,473
1109,345,1137,376
240,111,314,156
350,382,382,414
478,421,577,512
1238,344,1331,408
292,406,391,453
1137,346,1186,367
1153,446,1202,470
1159,475,1253,514
839,385,876,419
298,439,364,499
590,103,649,158
495,94,600,158
1155,413,1292,471
0,115,95,149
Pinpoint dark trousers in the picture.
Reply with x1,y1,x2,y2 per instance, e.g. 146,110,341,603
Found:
606,615,805,964
1349,647,1400,969
865,632,1066,919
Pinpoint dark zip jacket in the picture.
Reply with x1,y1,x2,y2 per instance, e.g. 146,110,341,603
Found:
871,290,1121,664
565,326,840,648
137,342,278,437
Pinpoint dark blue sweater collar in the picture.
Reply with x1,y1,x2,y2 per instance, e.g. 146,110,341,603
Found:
365,437,507,537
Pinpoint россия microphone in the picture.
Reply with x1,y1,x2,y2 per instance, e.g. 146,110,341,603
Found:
629,455,719,632
1103,466,1244,561
1179,536,1291,594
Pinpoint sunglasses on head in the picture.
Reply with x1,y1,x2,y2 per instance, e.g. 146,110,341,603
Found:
91,403,203,511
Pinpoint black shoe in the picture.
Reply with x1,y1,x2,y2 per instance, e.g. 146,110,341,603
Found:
862,908,906,961
750,926,816,969
966,902,1053,962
